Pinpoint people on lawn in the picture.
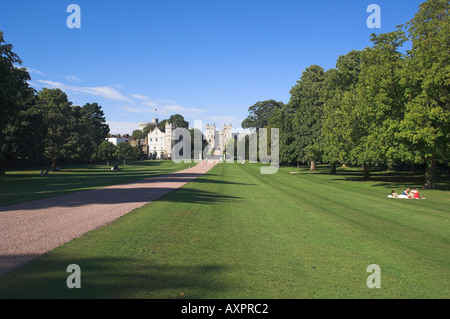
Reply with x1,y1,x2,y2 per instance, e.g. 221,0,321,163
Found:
390,187,425,199
401,188,410,196
40,170,49,177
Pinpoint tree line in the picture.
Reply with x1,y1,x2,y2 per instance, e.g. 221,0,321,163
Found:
242,0,449,189
1,30,110,174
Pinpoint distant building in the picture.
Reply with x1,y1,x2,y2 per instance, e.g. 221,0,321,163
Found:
110,119,242,160
105,137,129,146
205,123,238,155
147,119,177,159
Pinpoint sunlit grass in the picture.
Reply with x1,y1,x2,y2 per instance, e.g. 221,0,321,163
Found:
0,163,448,298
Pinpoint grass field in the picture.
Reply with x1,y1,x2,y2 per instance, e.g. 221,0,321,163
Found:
0,160,191,207
0,163,448,298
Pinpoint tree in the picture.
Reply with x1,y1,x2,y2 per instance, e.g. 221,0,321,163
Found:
81,102,109,162
95,140,117,165
37,88,80,171
322,50,363,174
345,30,407,179
117,142,134,165
242,100,284,130
289,65,326,171
132,129,143,139
267,103,297,165
168,114,189,129
401,0,450,188
0,31,37,175
190,128,208,160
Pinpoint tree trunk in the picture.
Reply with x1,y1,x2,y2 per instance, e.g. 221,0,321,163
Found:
424,157,436,189
51,158,58,172
362,163,370,180
330,163,336,175
310,161,316,171
388,161,394,171
0,156,5,176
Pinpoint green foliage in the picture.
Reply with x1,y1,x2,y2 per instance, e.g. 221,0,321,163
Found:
242,100,284,130
168,114,189,129
95,140,117,163
132,129,144,139
117,142,143,164
289,65,326,167
37,88,81,170
189,128,208,160
0,31,37,174
400,0,450,188
254,0,448,186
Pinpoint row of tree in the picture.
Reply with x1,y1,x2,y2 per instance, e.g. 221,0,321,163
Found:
242,0,449,189
95,140,144,166
0,31,110,174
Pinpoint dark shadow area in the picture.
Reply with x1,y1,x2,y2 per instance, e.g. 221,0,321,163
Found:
0,255,230,298
0,254,42,276
154,187,243,205
333,171,450,191
292,165,449,191
0,181,243,212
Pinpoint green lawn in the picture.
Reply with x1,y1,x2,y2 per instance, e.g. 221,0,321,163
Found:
0,160,191,207
0,163,448,298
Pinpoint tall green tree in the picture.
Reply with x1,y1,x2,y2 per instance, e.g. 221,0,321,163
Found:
289,65,326,170
0,31,37,174
242,100,284,130
345,30,408,179
38,88,80,171
74,102,110,163
321,51,364,174
401,0,450,188
267,103,297,165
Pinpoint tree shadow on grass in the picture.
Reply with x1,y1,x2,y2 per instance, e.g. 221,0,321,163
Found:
332,171,450,191
0,254,231,299
0,179,243,211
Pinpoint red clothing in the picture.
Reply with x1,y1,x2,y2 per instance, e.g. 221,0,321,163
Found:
413,191,420,199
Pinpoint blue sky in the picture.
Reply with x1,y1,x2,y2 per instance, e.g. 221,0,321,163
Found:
0,0,424,134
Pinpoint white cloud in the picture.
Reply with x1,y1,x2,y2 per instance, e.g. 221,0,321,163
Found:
128,94,206,117
64,75,82,82
120,105,157,114
36,80,131,102
23,67,47,76
106,121,139,135
130,94,157,107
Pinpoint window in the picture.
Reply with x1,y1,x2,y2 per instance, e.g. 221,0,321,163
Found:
155,138,158,142
150,138,152,142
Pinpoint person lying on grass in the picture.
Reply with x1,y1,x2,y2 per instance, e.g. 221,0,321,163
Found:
401,188,410,196
389,189,425,199
410,188,426,199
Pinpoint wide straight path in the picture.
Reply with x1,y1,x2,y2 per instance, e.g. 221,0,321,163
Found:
0,160,217,275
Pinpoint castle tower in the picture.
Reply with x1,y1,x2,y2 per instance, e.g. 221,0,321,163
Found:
220,123,233,152
164,122,176,159
205,124,217,146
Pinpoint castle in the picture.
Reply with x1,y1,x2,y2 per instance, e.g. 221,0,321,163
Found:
138,119,238,159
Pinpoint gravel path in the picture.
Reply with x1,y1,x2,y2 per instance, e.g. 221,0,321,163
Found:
0,161,217,276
